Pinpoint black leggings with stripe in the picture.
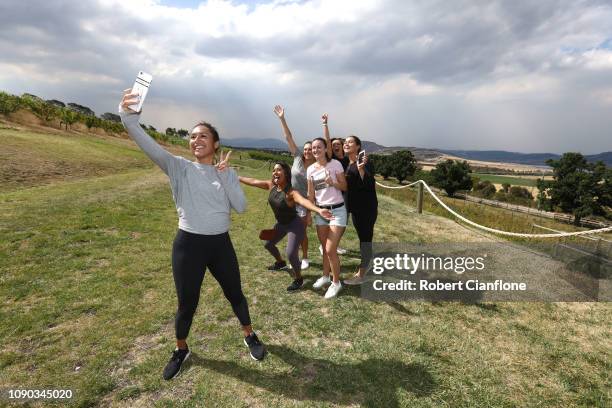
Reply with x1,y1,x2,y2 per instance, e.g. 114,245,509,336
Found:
172,229,251,340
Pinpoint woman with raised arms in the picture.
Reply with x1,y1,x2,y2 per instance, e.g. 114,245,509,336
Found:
273,105,316,270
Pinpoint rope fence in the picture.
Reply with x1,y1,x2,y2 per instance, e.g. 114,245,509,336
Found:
376,179,612,239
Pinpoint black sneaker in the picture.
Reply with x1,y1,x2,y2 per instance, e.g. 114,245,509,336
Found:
267,260,287,271
243,333,266,361
162,348,191,380
287,278,304,292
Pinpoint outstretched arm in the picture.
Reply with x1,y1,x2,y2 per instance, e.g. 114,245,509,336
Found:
239,176,272,190
322,113,332,160
118,89,175,174
273,105,298,156
290,190,333,220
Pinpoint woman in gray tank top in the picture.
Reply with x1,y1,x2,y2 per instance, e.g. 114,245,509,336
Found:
240,162,332,292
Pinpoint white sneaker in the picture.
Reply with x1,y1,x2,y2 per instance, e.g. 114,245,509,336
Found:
300,258,310,270
318,244,323,255
313,275,331,289
336,247,347,255
324,281,342,299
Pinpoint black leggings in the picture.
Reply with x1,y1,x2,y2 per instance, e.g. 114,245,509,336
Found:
172,229,251,340
351,209,378,268
264,216,305,274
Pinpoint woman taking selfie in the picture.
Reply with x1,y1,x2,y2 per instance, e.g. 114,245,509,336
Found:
119,89,266,382
239,162,333,291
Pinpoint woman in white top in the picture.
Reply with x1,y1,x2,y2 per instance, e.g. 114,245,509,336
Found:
307,137,347,299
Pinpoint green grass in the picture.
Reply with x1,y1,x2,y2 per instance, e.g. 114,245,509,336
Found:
1,127,610,407
471,173,540,187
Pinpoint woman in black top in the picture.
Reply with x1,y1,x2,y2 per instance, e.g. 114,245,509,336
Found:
240,162,333,291
342,135,378,285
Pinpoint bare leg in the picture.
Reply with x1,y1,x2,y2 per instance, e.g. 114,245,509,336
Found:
325,226,345,283
316,226,331,277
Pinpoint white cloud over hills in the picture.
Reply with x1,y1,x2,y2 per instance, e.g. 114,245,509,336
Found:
0,0,611,153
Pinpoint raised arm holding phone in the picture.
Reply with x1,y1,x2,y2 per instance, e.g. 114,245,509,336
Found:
118,85,266,382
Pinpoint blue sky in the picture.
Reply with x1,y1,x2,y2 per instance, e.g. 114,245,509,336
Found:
1,0,611,154
159,0,272,9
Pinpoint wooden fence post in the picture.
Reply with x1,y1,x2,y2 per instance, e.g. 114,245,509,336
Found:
417,182,424,214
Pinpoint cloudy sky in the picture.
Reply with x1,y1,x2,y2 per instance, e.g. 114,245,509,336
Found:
1,0,611,153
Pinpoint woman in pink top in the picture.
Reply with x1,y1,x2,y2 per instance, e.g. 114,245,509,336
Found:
307,137,347,299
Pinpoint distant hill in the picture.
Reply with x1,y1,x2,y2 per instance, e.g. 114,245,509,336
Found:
223,137,287,150
217,136,611,167
439,150,612,167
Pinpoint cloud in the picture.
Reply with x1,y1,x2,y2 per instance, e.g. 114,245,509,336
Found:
0,0,611,153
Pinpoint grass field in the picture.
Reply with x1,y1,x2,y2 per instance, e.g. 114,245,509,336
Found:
470,173,539,187
1,126,610,407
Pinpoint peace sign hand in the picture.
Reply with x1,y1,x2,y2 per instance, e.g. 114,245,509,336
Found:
324,169,334,186
216,150,232,172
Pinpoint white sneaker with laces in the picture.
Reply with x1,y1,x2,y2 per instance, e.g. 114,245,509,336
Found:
313,275,331,289
301,258,310,270
324,281,342,299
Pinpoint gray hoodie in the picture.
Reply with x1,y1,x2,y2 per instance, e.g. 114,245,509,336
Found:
119,110,246,235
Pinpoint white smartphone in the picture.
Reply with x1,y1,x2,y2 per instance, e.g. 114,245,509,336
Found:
129,71,153,113
358,150,366,165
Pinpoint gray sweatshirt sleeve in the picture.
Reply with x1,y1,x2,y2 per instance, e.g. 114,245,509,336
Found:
118,108,175,175
217,168,247,213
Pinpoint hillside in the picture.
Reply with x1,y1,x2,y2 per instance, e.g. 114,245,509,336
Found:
0,122,610,407
223,137,288,150
440,149,612,167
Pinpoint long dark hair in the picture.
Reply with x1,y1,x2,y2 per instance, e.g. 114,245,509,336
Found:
312,137,328,163
191,121,220,151
272,161,292,191
346,134,361,150
301,141,312,163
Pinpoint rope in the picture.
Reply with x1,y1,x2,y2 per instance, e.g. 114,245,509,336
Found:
375,180,421,189
376,179,612,238
241,159,271,170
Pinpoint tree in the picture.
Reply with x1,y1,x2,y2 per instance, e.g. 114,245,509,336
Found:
388,150,417,184
166,127,177,137
376,155,393,180
60,109,77,130
39,101,59,122
177,129,189,138
546,153,609,225
0,92,22,115
430,160,472,197
85,116,102,130
473,180,496,199
101,112,120,122
536,178,553,211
